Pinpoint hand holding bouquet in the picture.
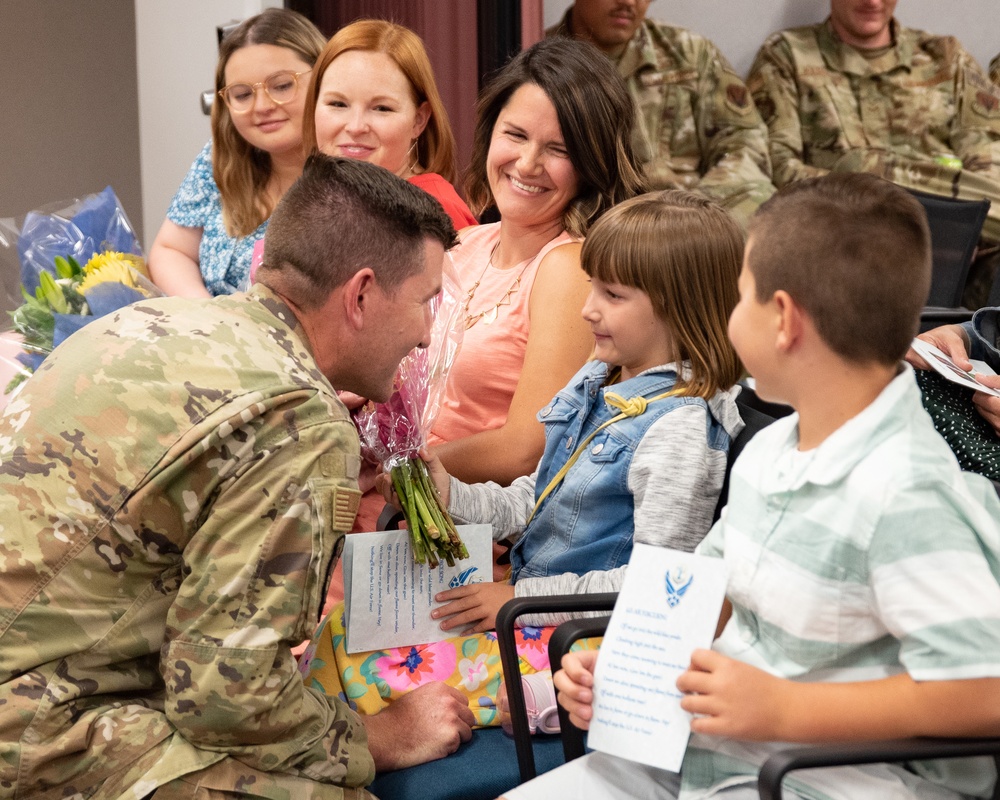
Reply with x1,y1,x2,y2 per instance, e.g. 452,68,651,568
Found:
354,257,467,567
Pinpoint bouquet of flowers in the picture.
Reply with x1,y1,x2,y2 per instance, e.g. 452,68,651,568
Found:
354,256,467,567
1,188,155,395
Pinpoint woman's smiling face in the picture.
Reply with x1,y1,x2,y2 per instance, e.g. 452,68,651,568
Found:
486,83,580,229
223,43,313,156
313,49,430,177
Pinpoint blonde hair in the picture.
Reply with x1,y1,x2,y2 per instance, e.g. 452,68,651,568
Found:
211,8,326,237
302,19,459,183
582,191,744,399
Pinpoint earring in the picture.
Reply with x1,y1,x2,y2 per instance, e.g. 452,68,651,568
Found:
403,138,419,178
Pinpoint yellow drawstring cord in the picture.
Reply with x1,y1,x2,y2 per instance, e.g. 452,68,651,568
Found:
524,388,680,525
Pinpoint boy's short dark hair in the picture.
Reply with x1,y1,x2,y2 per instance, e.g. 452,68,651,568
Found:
747,173,931,366
258,155,458,309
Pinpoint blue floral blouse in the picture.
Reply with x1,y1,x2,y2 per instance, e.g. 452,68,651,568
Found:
166,142,268,296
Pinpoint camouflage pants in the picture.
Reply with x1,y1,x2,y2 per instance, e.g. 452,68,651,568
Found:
147,760,378,800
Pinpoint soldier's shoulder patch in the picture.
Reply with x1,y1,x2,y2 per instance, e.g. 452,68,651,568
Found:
971,85,1000,118
721,74,754,116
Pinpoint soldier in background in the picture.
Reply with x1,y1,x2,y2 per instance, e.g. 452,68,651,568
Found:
547,0,775,225
748,0,1000,307
0,156,474,799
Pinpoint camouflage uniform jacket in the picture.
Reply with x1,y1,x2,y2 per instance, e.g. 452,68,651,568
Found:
547,11,775,225
748,19,1000,241
0,286,373,800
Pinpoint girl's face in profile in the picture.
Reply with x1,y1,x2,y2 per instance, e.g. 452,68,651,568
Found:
314,50,430,178
223,43,312,156
582,276,673,381
486,82,579,230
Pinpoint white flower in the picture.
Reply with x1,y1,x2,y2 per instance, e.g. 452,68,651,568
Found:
458,653,489,691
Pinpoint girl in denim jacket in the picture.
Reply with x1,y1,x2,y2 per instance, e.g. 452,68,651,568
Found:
422,189,746,634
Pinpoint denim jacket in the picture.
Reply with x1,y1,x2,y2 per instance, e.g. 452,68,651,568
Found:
509,360,733,581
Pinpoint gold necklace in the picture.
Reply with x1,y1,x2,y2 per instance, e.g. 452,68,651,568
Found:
462,241,531,330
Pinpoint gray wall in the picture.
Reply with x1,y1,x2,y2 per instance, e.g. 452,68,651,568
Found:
544,1,999,79
135,0,280,253
0,0,142,236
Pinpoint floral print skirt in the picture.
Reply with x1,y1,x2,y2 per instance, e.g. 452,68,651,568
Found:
299,603,598,727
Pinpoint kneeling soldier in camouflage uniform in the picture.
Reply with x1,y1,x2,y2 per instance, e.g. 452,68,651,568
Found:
748,0,1000,308
547,0,775,226
0,156,475,800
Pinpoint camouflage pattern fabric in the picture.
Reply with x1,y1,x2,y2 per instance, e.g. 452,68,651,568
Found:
548,12,776,225
748,19,1000,241
0,285,374,799
991,53,999,87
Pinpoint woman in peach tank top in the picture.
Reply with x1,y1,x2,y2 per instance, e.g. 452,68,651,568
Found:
429,225,575,445
430,38,645,486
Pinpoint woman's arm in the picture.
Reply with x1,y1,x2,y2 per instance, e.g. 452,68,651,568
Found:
148,219,212,299
434,242,592,484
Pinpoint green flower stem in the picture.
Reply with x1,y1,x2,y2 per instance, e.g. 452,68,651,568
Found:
387,457,467,567
412,488,441,540
391,466,425,563
404,461,439,568
414,460,452,541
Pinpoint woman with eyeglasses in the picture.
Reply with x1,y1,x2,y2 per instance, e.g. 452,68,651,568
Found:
148,9,325,298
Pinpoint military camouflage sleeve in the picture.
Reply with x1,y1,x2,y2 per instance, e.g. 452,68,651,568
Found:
748,34,832,187
951,47,1000,178
688,38,776,224
160,411,373,787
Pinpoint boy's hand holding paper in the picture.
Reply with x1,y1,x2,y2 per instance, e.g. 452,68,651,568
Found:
677,648,786,740
585,544,727,772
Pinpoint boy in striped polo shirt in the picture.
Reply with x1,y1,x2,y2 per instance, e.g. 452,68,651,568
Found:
506,173,1000,800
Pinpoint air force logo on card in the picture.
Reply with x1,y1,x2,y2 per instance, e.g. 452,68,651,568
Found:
665,566,693,608
449,566,482,589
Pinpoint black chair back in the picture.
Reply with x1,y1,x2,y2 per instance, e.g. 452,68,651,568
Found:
713,384,792,521
907,187,990,308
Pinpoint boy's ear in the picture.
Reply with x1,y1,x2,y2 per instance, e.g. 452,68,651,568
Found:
342,268,377,331
773,289,805,353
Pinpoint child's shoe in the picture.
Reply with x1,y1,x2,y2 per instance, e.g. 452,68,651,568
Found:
498,670,560,736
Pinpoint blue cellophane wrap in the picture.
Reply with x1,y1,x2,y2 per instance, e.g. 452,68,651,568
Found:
15,186,142,296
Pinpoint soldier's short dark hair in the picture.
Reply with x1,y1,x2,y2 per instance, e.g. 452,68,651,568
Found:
257,155,458,308
747,173,931,366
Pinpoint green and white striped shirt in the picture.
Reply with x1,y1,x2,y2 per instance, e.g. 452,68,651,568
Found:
686,366,1000,799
